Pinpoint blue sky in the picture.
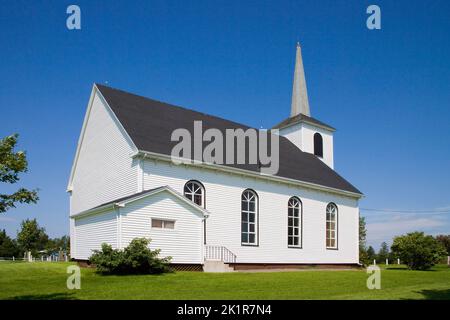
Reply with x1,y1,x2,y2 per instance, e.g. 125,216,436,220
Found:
0,0,449,249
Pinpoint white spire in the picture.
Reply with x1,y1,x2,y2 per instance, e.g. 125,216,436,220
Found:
290,42,310,117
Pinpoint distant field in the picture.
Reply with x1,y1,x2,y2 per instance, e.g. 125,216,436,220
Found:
0,262,449,300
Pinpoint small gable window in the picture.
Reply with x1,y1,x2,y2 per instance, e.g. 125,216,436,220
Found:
152,219,175,229
314,133,323,158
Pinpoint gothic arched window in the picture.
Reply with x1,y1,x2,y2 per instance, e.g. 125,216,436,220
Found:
241,189,258,245
183,180,205,207
314,133,323,158
288,197,302,248
326,203,338,249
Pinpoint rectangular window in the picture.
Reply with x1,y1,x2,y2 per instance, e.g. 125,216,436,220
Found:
152,219,175,229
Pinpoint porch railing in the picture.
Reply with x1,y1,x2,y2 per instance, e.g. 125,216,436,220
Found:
204,245,237,263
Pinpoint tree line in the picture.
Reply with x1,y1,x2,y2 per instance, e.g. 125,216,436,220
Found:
2,134,449,268
360,217,450,270
0,219,69,258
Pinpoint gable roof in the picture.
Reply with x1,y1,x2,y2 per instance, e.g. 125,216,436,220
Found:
273,113,335,132
72,186,211,218
95,84,362,196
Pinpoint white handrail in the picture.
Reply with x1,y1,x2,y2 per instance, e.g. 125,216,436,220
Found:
204,245,236,263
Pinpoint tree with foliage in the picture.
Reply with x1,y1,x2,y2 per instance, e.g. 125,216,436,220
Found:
367,246,376,262
90,238,171,275
46,235,70,253
358,216,370,265
0,229,20,257
377,242,390,263
16,219,49,255
435,235,450,256
0,134,38,213
359,216,367,247
391,232,447,270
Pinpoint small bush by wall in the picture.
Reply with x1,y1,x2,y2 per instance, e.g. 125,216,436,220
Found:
90,238,172,275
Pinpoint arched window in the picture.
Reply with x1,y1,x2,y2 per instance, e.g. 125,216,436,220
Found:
314,133,323,158
184,180,205,207
326,203,338,249
288,197,302,248
241,189,258,245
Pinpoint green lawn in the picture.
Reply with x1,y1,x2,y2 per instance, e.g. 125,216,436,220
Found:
0,262,449,300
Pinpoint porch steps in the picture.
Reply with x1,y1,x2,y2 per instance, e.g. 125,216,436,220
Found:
203,260,235,273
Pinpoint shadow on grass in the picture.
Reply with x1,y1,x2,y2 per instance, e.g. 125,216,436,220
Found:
8,292,78,300
416,289,450,300
385,266,438,271
93,272,173,277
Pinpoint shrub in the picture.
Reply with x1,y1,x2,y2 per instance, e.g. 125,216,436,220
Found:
90,238,172,275
435,235,450,256
391,232,447,270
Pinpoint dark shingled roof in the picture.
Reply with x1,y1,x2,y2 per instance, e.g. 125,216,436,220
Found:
84,186,210,215
96,84,361,195
273,114,335,131
90,187,164,210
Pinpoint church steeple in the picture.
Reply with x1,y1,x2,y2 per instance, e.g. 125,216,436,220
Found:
290,42,310,117
275,42,335,168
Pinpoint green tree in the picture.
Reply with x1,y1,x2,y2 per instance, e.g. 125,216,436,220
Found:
391,232,447,270
0,229,20,257
16,219,49,255
358,216,370,265
377,242,390,263
359,216,367,248
46,235,70,252
0,134,38,213
435,235,450,256
367,246,376,262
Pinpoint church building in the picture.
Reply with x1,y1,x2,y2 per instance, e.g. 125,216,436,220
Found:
67,44,362,270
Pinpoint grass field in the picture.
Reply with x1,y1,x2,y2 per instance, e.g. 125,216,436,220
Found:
0,262,449,300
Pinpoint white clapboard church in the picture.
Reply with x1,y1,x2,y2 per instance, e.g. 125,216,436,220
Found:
68,44,362,270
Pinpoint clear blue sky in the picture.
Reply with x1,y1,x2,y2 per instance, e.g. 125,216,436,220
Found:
1,0,449,249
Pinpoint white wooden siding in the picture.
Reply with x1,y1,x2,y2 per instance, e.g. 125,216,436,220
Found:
69,218,75,258
73,210,118,260
143,159,359,264
68,87,358,265
69,91,137,215
279,122,334,168
300,122,334,169
119,191,204,264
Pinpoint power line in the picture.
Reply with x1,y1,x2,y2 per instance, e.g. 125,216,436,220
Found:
361,208,450,214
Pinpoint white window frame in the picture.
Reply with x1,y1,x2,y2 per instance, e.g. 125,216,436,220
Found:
151,218,176,230
288,197,302,248
184,180,204,207
241,189,258,246
326,203,338,249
